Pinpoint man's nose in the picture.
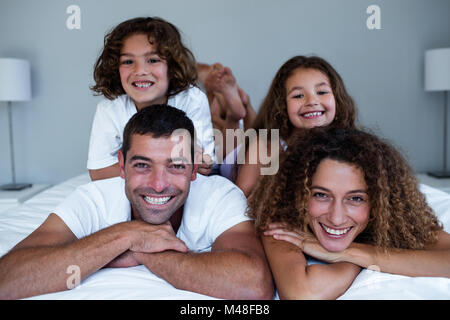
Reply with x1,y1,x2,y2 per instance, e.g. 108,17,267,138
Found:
148,167,169,193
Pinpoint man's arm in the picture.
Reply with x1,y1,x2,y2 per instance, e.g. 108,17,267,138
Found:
0,214,187,299
134,220,274,299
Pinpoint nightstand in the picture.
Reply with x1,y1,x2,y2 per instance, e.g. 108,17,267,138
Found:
417,173,450,194
0,184,51,213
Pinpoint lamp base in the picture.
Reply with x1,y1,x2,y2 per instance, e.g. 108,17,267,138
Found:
427,171,450,179
0,183,33,191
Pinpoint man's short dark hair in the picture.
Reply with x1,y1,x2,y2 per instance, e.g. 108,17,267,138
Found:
122,104,196,162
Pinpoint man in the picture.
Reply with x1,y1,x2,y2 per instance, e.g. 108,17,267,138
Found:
0,105,273,300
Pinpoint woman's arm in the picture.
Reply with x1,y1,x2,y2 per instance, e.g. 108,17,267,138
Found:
262,236,360,300
271,223,450,278
341,231,450,277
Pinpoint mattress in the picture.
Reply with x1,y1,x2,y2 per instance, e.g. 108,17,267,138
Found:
0,173,449,299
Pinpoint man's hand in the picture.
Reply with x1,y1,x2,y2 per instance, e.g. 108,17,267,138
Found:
125,220,188,254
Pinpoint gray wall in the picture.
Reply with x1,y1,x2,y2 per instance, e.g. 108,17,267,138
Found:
1,0,450,185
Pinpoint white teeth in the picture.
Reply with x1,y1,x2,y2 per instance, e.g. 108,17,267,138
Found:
134,82,153,88
321,223,351,236
303,111,323,118
144,196,171,205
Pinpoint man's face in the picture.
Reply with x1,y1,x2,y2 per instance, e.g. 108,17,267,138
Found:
119,133,197,224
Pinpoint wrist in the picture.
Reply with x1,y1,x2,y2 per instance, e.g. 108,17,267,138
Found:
343,242,375,268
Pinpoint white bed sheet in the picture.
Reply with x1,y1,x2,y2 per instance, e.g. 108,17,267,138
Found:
0,173,449,299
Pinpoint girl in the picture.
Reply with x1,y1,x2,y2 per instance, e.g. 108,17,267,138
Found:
235,55,357,195
88,17,215,180
248,127,450,299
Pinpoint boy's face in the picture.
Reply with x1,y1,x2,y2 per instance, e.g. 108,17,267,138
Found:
119,133,197,225
119,33,169,110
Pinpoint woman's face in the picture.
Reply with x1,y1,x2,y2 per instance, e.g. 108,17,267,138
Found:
307,159,370,252
285,68,336,129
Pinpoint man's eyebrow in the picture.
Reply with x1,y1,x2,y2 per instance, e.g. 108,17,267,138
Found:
169,157,190,163
129,155,152,162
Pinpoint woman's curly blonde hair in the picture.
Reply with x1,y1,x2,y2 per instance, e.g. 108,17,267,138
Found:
247,127,443,250
91,17,197,100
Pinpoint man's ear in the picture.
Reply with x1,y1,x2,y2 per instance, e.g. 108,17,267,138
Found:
191,164,198,181
118,150,126,179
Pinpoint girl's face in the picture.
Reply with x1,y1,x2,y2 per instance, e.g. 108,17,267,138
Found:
285,68,336,129
307,159,370,252
119,33,169,110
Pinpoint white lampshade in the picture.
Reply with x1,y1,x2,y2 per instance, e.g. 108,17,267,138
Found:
425,48,450,92
0,58,31,101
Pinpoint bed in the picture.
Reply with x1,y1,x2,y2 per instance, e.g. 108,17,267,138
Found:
0,173,449,300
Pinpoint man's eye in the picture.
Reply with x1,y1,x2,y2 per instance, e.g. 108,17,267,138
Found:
134,163,148,169
172,164,186,170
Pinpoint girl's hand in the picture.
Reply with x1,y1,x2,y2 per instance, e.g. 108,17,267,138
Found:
195,145,213,176
264,223,344,263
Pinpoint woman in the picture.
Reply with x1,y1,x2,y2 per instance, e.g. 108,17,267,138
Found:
247,127,450,299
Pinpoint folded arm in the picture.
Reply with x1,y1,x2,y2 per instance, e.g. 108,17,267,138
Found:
262,235,360,300
134,220,274,299
0,214,186,299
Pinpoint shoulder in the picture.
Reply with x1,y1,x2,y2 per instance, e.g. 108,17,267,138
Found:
75,176,125,201
169,86,208,111
94,95,135,118
189,174,246,206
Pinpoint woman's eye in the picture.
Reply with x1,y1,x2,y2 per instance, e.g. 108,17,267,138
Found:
313,192,327,198
120,59,133,65
148,58,160,63
317,90,329,95
349,196,365,203
293,93,304,99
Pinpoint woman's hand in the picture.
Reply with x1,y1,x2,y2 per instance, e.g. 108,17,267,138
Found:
264,223,344,264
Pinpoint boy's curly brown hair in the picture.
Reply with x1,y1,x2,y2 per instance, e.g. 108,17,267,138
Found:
251,56,358,141
247,127,443,250
91,17,197,100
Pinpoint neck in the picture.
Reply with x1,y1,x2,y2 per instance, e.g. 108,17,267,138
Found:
134,96,169,111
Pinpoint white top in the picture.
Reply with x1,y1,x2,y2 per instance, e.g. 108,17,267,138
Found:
87,86,216,170
53,174,250,252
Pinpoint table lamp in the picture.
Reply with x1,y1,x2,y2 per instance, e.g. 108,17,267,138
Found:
0,58,32,190
425,48,450,178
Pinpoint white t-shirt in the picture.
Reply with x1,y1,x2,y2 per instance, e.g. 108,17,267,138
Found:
87,86,216,170
53,174,250,252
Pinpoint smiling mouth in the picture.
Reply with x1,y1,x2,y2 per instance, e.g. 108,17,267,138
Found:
143,195,173,205
320,223,352,236
301,111,324,119
133,80,154,89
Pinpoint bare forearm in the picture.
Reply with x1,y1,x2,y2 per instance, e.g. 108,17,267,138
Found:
135,250,273,299
0,225,129,299
345,243,450,277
